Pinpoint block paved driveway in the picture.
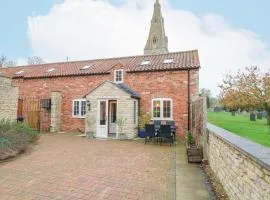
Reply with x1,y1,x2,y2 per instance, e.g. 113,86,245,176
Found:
0,134,175,200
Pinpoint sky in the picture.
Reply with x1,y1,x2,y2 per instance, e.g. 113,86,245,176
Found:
1,0,270,96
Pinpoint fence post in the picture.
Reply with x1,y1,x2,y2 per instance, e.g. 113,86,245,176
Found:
50,91,62,133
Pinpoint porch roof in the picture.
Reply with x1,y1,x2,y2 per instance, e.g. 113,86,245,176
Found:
85,81,140,99
112,82,141,99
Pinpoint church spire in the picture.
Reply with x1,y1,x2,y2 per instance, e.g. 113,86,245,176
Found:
144,0,168,55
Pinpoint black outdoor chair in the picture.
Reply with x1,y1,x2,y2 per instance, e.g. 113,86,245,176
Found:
159,125,173,146
144,124,156,144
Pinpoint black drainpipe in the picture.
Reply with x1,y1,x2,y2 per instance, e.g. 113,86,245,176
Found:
188,69,191,133
138,98,141,131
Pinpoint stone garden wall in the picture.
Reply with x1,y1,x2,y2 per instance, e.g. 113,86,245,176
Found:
0,75,18,121
205,124,270,200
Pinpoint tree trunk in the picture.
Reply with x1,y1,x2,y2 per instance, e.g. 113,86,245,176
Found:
265,103,270,126
266,109,270,125
250,110,256,121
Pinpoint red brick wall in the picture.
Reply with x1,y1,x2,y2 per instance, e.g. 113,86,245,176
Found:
13,68,199,137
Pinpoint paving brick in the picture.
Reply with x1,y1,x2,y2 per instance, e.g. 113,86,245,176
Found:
0,134,174,200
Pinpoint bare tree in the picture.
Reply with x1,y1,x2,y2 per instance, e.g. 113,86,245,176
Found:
27,56,45,65
4,60,17,67
199,88,216,108
0,55,7,67
0,54,17,67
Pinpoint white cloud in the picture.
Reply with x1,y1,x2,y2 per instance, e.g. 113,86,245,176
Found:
27,0,270,96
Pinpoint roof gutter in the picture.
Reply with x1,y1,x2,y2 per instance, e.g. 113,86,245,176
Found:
11,72,111,80
126,66,200,73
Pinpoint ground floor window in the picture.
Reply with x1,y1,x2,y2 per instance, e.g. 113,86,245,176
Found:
72,99,86,118
152,98,173,120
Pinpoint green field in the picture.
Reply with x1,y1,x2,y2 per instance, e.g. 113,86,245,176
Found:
208,112,270,147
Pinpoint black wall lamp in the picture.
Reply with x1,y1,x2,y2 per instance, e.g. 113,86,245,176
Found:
86,100,91,111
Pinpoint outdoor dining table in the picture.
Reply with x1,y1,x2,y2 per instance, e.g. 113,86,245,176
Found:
154,125,177,139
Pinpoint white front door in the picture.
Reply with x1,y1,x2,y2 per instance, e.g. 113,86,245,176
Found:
96,100,108,138
109,101,117,135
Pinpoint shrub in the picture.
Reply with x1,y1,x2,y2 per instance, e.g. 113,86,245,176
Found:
116,117,127,136
11,122,39,142
0,119,12,134
0,137,12,149
0,119,39,160
138,108,151,129
187,132,195,145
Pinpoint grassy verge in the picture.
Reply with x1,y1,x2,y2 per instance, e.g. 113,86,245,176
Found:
208,112,270,147
0,120,39,160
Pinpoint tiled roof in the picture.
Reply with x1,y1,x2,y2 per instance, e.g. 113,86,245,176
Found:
113,83,141,99
0,50,200,79
85,81,141,99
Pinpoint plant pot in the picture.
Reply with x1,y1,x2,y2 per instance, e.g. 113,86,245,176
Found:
16,116,24,123
186,143,203,163
86,132,94,139
119,134,128,140
138,129,146,138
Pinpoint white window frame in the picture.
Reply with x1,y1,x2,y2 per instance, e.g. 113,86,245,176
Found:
15,70,24,75
151,98,173,120
141,60,150,65
163,58,173,64
72,99,87,118
114,69,124,83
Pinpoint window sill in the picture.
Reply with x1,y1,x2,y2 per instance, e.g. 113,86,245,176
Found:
72,116,86,119
151,118,173,121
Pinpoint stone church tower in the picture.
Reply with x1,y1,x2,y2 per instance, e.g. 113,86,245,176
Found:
144,0,169,55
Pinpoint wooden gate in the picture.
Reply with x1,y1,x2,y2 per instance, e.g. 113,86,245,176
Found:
191,97,205,147
17,97,51,132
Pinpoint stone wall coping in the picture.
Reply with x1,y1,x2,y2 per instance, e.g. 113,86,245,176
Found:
207,123,270,171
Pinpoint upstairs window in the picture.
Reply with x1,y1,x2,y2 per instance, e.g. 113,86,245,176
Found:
46,68,56,73
81,64,92,70
14,70,24,75
72,99,86,118
141,59,150,65
163,58,173,64
114,69,123,83
152,98,173,120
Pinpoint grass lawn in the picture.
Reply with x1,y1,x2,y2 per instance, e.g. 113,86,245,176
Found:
208,112,270,147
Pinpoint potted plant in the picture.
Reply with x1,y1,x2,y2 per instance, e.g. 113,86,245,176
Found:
186,132,202,163
86,118,95,139
138,108,151,138
116,117,127,140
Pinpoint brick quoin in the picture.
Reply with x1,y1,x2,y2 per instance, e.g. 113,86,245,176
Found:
12,68,199,138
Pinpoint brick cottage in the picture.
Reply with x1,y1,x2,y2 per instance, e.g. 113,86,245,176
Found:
0,0,200,139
